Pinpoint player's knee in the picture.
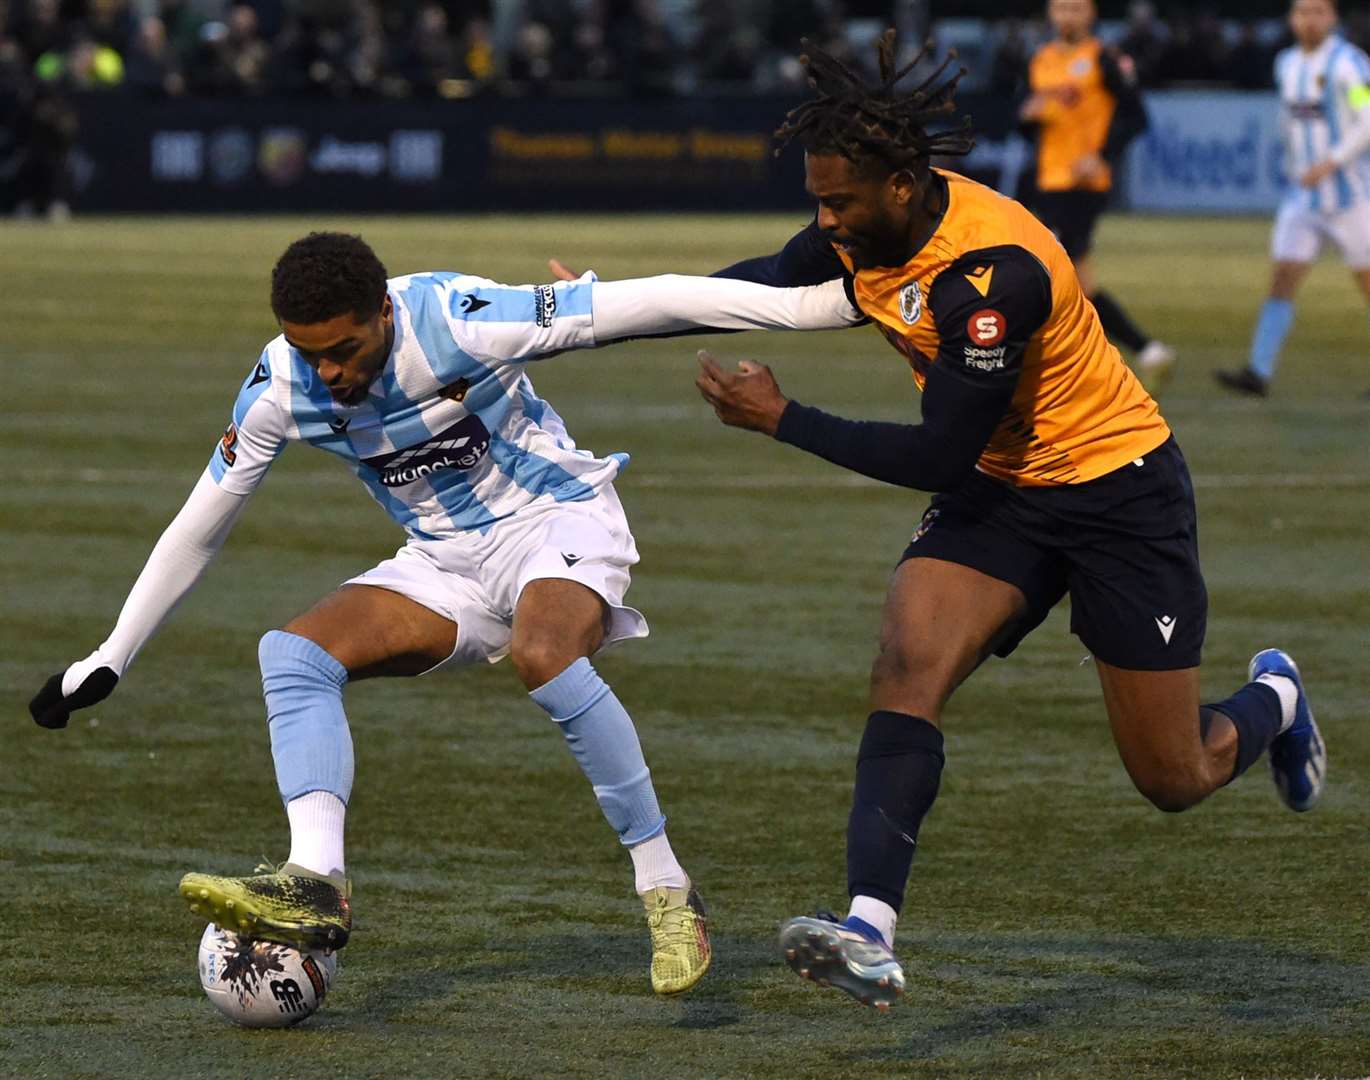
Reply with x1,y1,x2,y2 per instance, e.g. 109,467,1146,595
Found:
511,632,586,691
257,629,349,690
870,639,946,704
1132,770,1206,814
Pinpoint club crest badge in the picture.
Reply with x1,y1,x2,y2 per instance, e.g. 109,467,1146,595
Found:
899,280,923,325
439,377,470,403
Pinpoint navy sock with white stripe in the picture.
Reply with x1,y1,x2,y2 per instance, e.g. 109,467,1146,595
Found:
1204,682,1285,782
846,711,945,913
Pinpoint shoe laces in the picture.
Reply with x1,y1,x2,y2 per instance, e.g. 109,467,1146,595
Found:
647,893,698,949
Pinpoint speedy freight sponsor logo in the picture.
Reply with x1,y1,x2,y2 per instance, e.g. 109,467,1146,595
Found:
363,414,491,487
963,344,1008,372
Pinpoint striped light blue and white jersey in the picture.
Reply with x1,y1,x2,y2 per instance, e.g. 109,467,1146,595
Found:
70,270,859,681
209,271,623,538
1276,34,1370,213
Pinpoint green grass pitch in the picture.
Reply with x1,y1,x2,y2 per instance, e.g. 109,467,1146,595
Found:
1,213,1368,1078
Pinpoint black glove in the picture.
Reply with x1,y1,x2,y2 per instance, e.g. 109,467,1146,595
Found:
29,666,119,730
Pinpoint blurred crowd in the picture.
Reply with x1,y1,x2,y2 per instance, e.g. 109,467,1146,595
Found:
5,0,1370,217
5,1,1367,103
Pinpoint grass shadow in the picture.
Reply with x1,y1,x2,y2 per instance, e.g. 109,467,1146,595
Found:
855,931,1370,1064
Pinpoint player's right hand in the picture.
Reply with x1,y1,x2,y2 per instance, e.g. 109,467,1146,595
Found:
547,258,581,281
695,350,789,436
29,654,119,730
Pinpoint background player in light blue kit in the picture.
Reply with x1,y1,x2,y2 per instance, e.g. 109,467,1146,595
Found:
1217,0,1370,396
27,231,862,994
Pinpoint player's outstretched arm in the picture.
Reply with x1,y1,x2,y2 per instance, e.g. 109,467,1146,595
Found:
591,273,864,342
450,267,862,365
696,349,1015,492
695,247,1051,493
30,351,286,730
29,471,252,729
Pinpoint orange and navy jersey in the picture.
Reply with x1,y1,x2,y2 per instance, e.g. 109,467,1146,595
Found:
1027,37,1144,193
834,170,1169,486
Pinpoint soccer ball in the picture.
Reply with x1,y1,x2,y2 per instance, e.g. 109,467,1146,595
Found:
197,923,338,1028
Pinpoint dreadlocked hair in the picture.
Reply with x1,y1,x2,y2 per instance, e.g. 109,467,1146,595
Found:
775,29,975,179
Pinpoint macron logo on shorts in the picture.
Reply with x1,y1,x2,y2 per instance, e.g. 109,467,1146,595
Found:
1154,614,1177,645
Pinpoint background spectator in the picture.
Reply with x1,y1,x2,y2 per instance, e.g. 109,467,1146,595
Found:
123,15,184,96
9,3,1370,101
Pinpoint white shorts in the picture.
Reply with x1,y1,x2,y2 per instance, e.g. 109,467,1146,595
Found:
1271,199,1370,269
343,485,647,670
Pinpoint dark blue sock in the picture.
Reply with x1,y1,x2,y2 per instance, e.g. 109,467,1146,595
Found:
1090,289,1149,353
1204,682,1282,783
846,711,945,913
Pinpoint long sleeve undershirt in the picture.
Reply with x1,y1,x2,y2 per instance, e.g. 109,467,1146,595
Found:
1100,49,1149,163
775,363,1020,493
63,471,249,693
710,221,1053,493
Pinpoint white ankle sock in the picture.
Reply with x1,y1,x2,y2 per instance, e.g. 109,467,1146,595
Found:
286,791,346,877
630,831,688,893
1256,673,1299,733
848,895,898,949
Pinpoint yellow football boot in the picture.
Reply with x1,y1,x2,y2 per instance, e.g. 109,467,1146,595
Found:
180,862,352,950
642,884,711,995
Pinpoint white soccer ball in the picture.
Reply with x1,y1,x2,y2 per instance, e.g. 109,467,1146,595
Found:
197,923,338,1028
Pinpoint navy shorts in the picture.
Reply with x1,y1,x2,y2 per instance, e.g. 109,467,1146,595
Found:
900,436,1207,671
1033,190,1109,260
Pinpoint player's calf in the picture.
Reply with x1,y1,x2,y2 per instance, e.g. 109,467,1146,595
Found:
529,652,707,994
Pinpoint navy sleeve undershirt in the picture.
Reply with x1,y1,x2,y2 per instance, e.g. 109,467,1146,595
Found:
775,368,1017,492
711,219,848,287
1100,49,1148,163
773,245,1053,492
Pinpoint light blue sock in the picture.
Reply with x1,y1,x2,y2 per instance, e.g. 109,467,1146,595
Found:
530,658,666,845
1249,298,1295,380
260,630,354,806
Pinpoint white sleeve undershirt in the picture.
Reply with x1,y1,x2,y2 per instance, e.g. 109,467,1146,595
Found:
63,469,251,694
589,274,863,342
1331,105,1370,166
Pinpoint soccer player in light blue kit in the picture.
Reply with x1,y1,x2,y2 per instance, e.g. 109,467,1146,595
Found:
1217,0,1370,396
27,232,862,994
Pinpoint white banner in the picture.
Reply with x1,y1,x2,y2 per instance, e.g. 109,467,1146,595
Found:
1126,90,1287,214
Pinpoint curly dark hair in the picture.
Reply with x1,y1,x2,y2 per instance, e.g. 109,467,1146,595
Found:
775,30,975,179
270,232,389,325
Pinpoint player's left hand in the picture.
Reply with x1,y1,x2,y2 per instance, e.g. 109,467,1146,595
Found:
695,350,789,436
29,654,119,730
1300,161,1338,188
547,258,580,281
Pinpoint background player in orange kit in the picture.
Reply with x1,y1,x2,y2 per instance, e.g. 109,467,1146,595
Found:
693,32,1327,1011
1022,0,1175,393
